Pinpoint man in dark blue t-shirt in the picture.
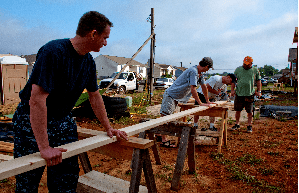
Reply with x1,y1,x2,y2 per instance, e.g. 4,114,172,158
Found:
13,11,128,192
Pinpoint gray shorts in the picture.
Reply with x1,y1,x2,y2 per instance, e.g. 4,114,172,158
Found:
160,91,178,116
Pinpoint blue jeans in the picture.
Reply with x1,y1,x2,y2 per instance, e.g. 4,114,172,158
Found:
13,102,79,193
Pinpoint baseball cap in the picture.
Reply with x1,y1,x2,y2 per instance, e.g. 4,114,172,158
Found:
227,73,237,83
243,56,253,65
201,57,214,70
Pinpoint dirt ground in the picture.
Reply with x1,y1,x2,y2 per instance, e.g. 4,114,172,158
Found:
0,92,298,192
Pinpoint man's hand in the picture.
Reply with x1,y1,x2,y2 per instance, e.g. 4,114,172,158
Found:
107,128,128,140
40,147,67,167
200,103,212,107
255,91,262,98
207,101,216,105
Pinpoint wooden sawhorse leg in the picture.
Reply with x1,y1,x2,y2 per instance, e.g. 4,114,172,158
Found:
171,126,196,191
130,132,157,193
78,152,92,174
147,133,162,165
223,110,228,146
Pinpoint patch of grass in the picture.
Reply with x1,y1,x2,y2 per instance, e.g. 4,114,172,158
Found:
0,179,8,183
125,170,132,176
114,116,136,125
258,167,275,176
237,154,263,166
162,165,173,171
193,171,200,183
155,173,173,182
239,138,249,142
231,131,242,135
227,117,236,125
253,112,260,120
260,140,282,149
187,116,193,122
267,151,281,157
209,152,280,192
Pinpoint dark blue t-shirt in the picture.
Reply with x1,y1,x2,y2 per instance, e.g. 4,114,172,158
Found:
19,38,98,119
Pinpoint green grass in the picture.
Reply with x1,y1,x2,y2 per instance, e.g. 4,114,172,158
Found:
75,89,106,107
236,153,263,166
114,116,136,125
209,152,280,192
162,165,173,171
260,140,282,149
258,167,275,176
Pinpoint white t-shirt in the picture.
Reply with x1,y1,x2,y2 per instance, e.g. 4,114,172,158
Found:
197,75,227,99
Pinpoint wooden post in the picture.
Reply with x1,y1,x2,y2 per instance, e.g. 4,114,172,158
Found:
149,8,155,104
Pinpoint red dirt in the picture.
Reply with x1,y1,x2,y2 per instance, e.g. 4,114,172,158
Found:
0,93,297,193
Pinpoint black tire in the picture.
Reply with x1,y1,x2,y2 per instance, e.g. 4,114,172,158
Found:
102,95,126,105
113,111,130,119
106,107,127,114
118,86,126,94
108,103,127,109
72,95,128,118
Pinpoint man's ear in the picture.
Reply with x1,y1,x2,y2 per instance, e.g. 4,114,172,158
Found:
90,30,97,40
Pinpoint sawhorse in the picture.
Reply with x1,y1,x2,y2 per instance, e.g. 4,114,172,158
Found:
139,121,196,191
76,128,157,193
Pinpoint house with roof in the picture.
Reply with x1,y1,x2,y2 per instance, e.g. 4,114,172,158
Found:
94,55,147,79
153,63,176,79
174,66,187,78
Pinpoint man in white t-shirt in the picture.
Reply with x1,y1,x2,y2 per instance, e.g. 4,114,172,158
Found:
194,74,237,131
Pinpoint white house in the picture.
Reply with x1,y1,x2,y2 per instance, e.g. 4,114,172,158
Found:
153,63,177,79
94,55,147,79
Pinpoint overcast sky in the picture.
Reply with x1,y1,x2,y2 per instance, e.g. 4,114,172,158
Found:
0,0,298,73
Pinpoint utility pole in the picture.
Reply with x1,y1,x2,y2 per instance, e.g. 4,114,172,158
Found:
149,8,155,104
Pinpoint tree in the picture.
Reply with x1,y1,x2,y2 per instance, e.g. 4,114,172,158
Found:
258,65,279,77
161,71,172,78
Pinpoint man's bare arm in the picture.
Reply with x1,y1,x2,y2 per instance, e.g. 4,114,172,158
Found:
88,90,128,140
30,84,67,166
200,83,210,103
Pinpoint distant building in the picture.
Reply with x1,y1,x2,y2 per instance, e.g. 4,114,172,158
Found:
21,54,37,77
174,66,187,78
94,55,147,79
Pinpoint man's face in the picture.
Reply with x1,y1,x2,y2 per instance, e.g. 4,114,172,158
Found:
92,25,111,52
202,65,210,73
224,76,232,85
243,62,252,70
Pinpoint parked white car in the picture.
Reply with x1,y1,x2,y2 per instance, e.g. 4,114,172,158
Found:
154,78,174,89
268,78,279,83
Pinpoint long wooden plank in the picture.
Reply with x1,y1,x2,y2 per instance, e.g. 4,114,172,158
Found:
77,170,148,193
0,101,226,180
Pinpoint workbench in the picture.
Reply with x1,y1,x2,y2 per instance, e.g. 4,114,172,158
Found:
178,103,229,153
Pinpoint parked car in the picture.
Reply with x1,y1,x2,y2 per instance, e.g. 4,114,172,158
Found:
267,78,278,83
154,78,174,89
261,79,268,86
